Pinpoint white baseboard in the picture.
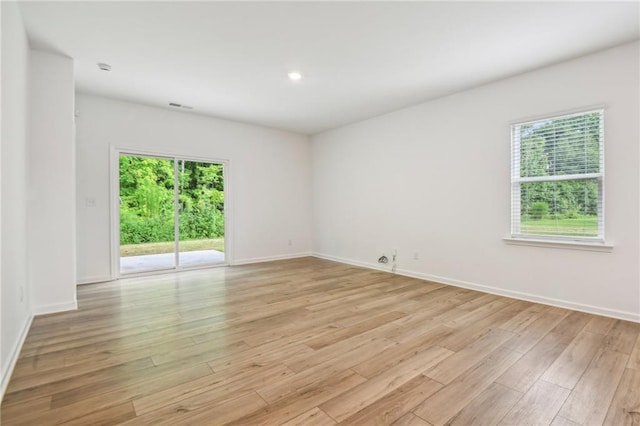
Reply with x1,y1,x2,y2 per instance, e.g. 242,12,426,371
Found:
77,275,113,285
1,313,33,402
314,252,397,274
313,252,640,323
232,252,312,266
32,300,78,316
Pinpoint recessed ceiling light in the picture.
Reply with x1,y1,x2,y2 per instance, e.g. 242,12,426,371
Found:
288,71,302,81
97,62,111,72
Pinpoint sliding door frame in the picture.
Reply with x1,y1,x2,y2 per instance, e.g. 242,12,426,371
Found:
110,146,232,279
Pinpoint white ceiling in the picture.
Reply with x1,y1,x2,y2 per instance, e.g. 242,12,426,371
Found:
17,1,640,135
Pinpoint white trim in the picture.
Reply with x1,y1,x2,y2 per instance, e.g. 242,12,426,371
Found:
77,275,113,285
109,146,119,280
503,237,613,252
111,147,230,166
32,300,78,316
1,313,33,402
509,105,607,126
312,252,396,274
181,263,229,272
222,161,233,265
119,263,228,279
231,252,312,266
312,253,639,323
173,159,180,269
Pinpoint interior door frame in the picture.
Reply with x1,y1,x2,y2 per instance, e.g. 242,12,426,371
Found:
110,146,232,279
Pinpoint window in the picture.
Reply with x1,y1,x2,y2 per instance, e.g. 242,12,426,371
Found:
510,109,604,241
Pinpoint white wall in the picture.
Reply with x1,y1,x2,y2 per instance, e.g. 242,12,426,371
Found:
1,1,32,396
28,51,77,314
312,42,640,321
75,94,312,283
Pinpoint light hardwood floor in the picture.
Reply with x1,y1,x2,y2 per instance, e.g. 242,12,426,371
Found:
2,257,639,425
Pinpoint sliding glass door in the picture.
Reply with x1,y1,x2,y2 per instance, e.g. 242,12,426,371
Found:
118,154,225,275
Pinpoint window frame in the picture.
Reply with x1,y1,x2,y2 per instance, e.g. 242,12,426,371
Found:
509,108,605,244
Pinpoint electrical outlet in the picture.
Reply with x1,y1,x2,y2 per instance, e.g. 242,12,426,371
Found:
413,252,419,260
288,239,293,246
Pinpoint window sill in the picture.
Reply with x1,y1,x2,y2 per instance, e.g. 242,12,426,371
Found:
503,237,613,252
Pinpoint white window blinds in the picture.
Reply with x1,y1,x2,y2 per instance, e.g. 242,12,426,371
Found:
511,109,604,240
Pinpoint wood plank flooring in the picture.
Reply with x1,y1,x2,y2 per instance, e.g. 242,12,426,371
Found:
2,257,639,425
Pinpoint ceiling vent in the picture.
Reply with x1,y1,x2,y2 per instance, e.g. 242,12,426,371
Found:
169,102,194,110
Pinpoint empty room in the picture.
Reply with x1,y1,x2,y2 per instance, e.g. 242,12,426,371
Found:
2,1,639,425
